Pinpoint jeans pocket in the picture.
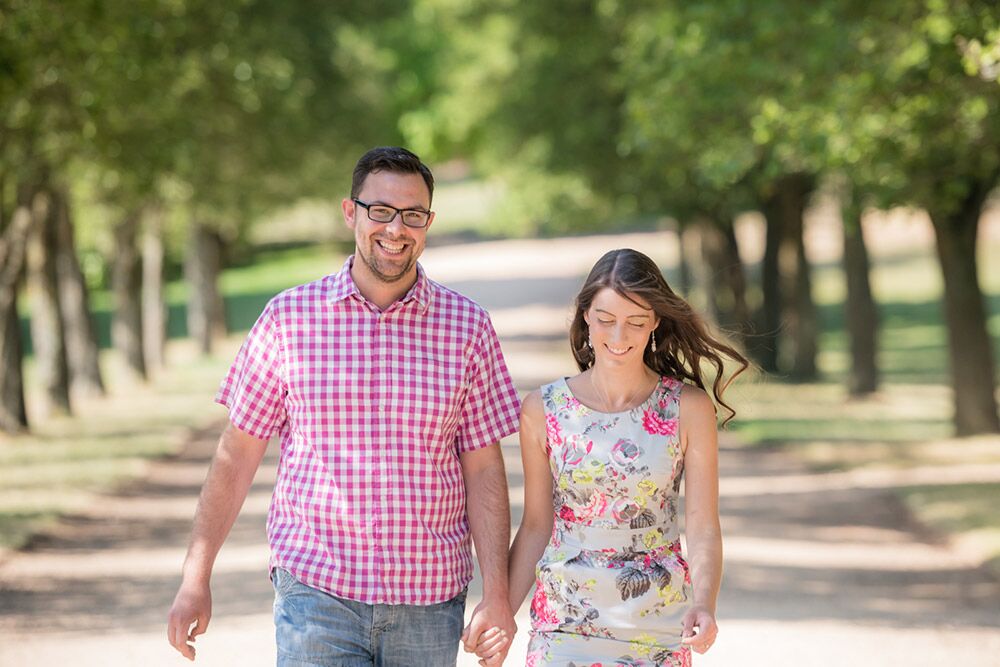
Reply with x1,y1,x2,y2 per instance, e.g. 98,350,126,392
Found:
271,567,301,597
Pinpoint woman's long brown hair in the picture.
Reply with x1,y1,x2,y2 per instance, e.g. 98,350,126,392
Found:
570,248,749,426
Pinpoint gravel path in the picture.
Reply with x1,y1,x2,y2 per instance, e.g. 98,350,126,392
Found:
2,233,998,666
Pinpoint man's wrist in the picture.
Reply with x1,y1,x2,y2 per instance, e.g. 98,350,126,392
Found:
181,558,213,587
479,584,511,603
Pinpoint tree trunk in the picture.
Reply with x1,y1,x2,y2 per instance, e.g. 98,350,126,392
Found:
698,217,749,339
26,188,72,417
0,290,27,433
842,203,879,396
681,221,714,319
142,208,167,372
53,188,105,397
185,223,227,355
761,173,817,381
750,204,783,373
930,183,1000,435
112,211,146,380
676,223,693,297
0,187,34,434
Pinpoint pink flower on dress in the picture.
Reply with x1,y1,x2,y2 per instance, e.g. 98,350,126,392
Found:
610,438,642,466
575,491,607,522
530,586,559,627
610,497,637,523
524,650,542,667
642,408,678,436
561,434,593,465
545,413,564,450
558,505,578,522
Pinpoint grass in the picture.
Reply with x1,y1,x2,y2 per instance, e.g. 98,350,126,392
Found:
898,483,1000,575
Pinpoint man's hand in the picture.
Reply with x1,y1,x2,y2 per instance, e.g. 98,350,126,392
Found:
461,595,516,666
165,423,267,660
167,580,212,661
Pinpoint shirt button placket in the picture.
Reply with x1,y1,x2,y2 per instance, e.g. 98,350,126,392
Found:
371,312,383,600
378,313,391,601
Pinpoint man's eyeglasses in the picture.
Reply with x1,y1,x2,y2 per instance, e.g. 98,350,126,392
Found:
353,199,433,229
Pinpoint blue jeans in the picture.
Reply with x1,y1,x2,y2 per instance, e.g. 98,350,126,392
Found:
271,567,467,667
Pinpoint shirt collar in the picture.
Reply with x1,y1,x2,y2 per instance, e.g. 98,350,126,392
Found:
327,255,432,312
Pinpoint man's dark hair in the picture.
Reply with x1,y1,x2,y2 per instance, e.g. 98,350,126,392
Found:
350,146,435,203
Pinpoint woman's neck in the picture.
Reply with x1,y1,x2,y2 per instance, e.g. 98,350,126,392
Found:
588,363,657,411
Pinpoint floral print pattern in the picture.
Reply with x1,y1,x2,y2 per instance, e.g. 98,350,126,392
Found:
527,376,692,667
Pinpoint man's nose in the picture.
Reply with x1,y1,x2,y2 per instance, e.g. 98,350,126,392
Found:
384,212,407,233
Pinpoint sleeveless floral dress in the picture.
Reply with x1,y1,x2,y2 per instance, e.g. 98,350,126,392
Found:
526,376,693,667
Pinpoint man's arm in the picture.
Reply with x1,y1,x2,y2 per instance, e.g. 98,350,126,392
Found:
459,443,516,666
166,421,268,661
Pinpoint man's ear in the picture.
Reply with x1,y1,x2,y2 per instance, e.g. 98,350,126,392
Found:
342,198,358,231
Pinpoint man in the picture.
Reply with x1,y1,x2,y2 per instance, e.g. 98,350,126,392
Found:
167,147,519,666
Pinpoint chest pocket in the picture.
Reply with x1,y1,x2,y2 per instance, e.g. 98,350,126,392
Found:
396,352,466,432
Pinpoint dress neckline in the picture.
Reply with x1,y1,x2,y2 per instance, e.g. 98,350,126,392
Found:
561,375,664,416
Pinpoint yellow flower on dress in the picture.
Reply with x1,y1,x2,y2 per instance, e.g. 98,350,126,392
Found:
572,468,593,483
643,529,663,549
629,633,658,656
637,480,657,497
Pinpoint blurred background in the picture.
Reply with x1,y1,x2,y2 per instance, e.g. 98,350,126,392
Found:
1,1,998,665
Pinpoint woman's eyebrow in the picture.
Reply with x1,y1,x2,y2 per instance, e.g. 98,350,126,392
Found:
595,308,650,319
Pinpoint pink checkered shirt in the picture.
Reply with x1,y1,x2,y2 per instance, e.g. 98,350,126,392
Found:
216,257,520,605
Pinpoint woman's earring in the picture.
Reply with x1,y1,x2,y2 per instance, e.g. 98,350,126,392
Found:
650,332,657,353
587,337,594,350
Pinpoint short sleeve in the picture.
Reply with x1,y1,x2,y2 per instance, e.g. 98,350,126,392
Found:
454,316,521,453
215,301,287,440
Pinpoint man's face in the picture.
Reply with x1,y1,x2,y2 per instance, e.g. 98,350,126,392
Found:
343,170,433,285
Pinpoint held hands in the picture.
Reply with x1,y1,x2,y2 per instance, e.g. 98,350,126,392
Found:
166,580,212,661
680,605,718,654
461,596,516,666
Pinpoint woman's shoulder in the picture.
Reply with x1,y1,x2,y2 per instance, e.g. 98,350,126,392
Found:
524,375,576,413
519,388,547,432
676,382,716,422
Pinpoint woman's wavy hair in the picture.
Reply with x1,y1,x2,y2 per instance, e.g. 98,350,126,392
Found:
570,248,749,425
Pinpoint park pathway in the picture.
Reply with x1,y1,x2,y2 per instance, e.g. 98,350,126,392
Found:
1,233,998,666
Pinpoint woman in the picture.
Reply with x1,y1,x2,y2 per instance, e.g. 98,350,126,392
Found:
476,248,748,666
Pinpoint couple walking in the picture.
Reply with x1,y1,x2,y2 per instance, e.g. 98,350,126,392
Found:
167,147,748,667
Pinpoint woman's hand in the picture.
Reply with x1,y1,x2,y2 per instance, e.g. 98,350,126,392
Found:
680,605,718,654
464,625,512,666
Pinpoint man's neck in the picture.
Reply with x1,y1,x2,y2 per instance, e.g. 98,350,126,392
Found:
350,263,417,311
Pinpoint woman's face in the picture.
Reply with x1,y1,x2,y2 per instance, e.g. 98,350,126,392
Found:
584,288,659,367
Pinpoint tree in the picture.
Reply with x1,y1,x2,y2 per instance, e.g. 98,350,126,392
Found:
841,1,1000,434
840,188,879,396
53,186,105,397
26,186,72,416
0,183,34,434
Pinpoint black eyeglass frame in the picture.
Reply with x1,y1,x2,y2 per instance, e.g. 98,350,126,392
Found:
352,198,434,229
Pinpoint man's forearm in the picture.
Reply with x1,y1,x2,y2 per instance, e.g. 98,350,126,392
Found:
464,453,511,599
182,423,268,583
